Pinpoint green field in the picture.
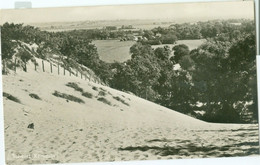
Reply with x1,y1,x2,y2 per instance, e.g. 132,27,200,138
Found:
93,40,136,63
94,39,206,63
151,39,206,50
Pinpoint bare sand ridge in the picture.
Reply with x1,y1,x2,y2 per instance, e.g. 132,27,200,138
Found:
2,60,259,164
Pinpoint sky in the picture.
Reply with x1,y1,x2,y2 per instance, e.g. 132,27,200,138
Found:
0,1,255,24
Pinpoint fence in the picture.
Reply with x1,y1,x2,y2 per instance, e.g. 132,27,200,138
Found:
3,58,105,85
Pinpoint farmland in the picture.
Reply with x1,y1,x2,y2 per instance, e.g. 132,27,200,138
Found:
94,39,206,63
151,39,206,51
93,40,136,63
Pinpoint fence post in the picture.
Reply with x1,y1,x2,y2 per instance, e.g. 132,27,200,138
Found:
24,63,27,72
58,64,60,75
69,68,71,76
76,70,78,77
42,60,45,72
81,72,82,79
3,60,6,74
34,62,37,71
63,67,65,75
14,58,17,73
50,62,52,73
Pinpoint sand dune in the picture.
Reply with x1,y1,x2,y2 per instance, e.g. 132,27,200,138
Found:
2,60,259,164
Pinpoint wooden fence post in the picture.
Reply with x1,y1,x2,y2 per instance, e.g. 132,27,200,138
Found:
63,67,65,75
58,64,60,75
50,62,52,73
13,58,16,73
69,69,71,76
34,62,37,71
81,72,82,79
76,70,78,77
42,60,45,72
3,60,6,75
24,63,27,72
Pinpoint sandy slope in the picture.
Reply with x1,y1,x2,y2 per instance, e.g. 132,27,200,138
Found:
2,61,259,165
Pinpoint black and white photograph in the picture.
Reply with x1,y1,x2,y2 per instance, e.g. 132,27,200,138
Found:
0,0,259,164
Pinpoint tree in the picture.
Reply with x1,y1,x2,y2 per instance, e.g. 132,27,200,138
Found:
154,46,171,61
171,44,190,64
190,33,257,123
130,42,153,59
16,49,33,72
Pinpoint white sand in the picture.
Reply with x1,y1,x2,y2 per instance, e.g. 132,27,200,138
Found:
2,60,259,164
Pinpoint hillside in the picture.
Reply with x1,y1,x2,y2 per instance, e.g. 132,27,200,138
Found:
2,60,259,164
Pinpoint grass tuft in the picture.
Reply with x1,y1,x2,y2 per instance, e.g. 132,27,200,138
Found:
82,92,93,98
113,96,129,106
92,86,98,91
66,82,84,93
3,92,21,103
98,91,106,96
29,93,41,100
52,91,85,104
97,97,111,106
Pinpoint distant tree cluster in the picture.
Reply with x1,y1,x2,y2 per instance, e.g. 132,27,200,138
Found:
64,28,142,41
138,19,255,46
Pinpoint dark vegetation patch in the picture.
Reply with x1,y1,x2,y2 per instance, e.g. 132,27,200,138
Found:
99,87,106,92
66,82,94,99
92,86,98,91
119,140,259,157
29,93,41,100
82,92,93,98
97,97,111,106
98,91,106,96
113,96,129,106
66,82,83,92
195,128,259,133
3,92,21,103
52,91,84,104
